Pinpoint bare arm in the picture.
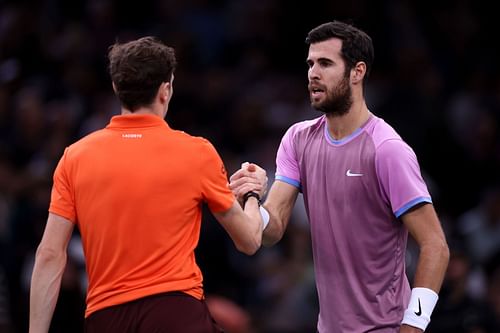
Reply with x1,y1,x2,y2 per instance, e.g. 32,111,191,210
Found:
401,203,449,292
261,181,299,246
229,163,299,247
399,203,450,333
30,213,74,333
212,197,263,255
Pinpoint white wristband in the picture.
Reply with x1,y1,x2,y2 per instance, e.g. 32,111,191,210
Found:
401,287,439,331
259,206,270,230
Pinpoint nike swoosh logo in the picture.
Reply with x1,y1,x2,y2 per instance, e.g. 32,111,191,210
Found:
346,169,363,177
414,298,422,316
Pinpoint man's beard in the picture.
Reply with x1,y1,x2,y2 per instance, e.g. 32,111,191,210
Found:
311,75,352,116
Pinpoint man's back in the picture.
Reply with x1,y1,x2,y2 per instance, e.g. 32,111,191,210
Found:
49,114,234,317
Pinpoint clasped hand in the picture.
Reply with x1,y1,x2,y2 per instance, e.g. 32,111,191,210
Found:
229,162,268,204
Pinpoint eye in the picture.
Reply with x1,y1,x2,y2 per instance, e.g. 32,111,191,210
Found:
319,60,332,68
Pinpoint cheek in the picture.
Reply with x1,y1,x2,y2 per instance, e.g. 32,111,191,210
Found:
327,71,343,84
326,77,342,92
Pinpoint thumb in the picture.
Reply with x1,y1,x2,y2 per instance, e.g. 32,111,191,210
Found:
241,162,249,169
247,163,257,172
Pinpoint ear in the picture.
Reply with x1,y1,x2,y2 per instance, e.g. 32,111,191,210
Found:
351,61,366,85
158,82,171,103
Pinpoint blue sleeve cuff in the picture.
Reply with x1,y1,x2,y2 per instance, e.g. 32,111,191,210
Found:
394,197,432,218
275,175,302,191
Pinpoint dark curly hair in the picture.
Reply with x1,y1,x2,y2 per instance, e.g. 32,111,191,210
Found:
108,36,177,111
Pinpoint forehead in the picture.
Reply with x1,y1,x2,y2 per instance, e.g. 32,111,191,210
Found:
307,38,343,61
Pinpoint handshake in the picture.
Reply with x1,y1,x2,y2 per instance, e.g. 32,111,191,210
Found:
229,162,268,206
227,160,292,248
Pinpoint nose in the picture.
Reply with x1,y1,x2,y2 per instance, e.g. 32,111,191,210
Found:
308,64,320,81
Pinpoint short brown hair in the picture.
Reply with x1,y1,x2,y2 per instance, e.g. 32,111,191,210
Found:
108,36,177,111
306,21,374,80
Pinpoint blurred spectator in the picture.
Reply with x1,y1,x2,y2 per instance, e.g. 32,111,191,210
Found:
0,266,13,333
251,196,318,333
0,0,499,331
428,245,499,333
458,185,500,266
486,266,500,326
205,294,254,333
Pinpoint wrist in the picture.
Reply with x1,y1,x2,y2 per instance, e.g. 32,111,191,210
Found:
401,287,438,331
243,191,261,207
242,191,269,230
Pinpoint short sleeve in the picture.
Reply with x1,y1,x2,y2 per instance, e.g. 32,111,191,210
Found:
376,139,432,218
275,125,301,189
49,149,77,223
200,140,235,213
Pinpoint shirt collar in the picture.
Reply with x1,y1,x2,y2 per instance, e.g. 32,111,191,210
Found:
323,113,375,145
106,114,170,129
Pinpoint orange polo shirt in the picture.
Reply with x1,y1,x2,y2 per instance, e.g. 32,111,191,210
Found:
49,114,235,317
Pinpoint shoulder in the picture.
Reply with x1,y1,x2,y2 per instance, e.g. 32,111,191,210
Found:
171,131,221,160
364,115,404,149
362,116,417,163
64,129,108,157
175,130,216,150
283,116,325,142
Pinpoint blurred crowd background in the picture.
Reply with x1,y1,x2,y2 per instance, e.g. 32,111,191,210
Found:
1,0,499,332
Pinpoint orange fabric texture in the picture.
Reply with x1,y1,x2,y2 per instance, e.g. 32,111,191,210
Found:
49,114,235,317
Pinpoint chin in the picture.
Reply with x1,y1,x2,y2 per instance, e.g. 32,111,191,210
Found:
310,101,328,113
310,99,323,110
311,104,349,116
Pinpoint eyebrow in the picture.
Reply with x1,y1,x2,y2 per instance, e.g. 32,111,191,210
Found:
306,57,334,64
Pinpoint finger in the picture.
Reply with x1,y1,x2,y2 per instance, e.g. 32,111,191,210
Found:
229,181,248,192
250,163,264,172
229,164,259,182
229,179,251,192
231,179,263,192
229,177,263,190
235,185,263,199
229,168,247,182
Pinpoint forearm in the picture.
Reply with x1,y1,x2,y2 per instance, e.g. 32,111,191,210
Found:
241,197,264,253
29,249,67,333
215,198,264,255
261,203,287,246
262,227,283,246
401,239,449,332
229,173,298,247
412,240,449,292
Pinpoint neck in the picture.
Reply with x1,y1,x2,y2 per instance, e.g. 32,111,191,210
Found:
325,100,370,140
121,104,167,118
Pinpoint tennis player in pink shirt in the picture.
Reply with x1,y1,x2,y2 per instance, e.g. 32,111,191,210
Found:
230,20,449,333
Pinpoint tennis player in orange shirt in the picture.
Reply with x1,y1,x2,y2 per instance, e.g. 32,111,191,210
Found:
29,36,269,333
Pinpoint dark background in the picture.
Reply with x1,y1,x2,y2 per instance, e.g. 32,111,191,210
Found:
0,0,499,332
